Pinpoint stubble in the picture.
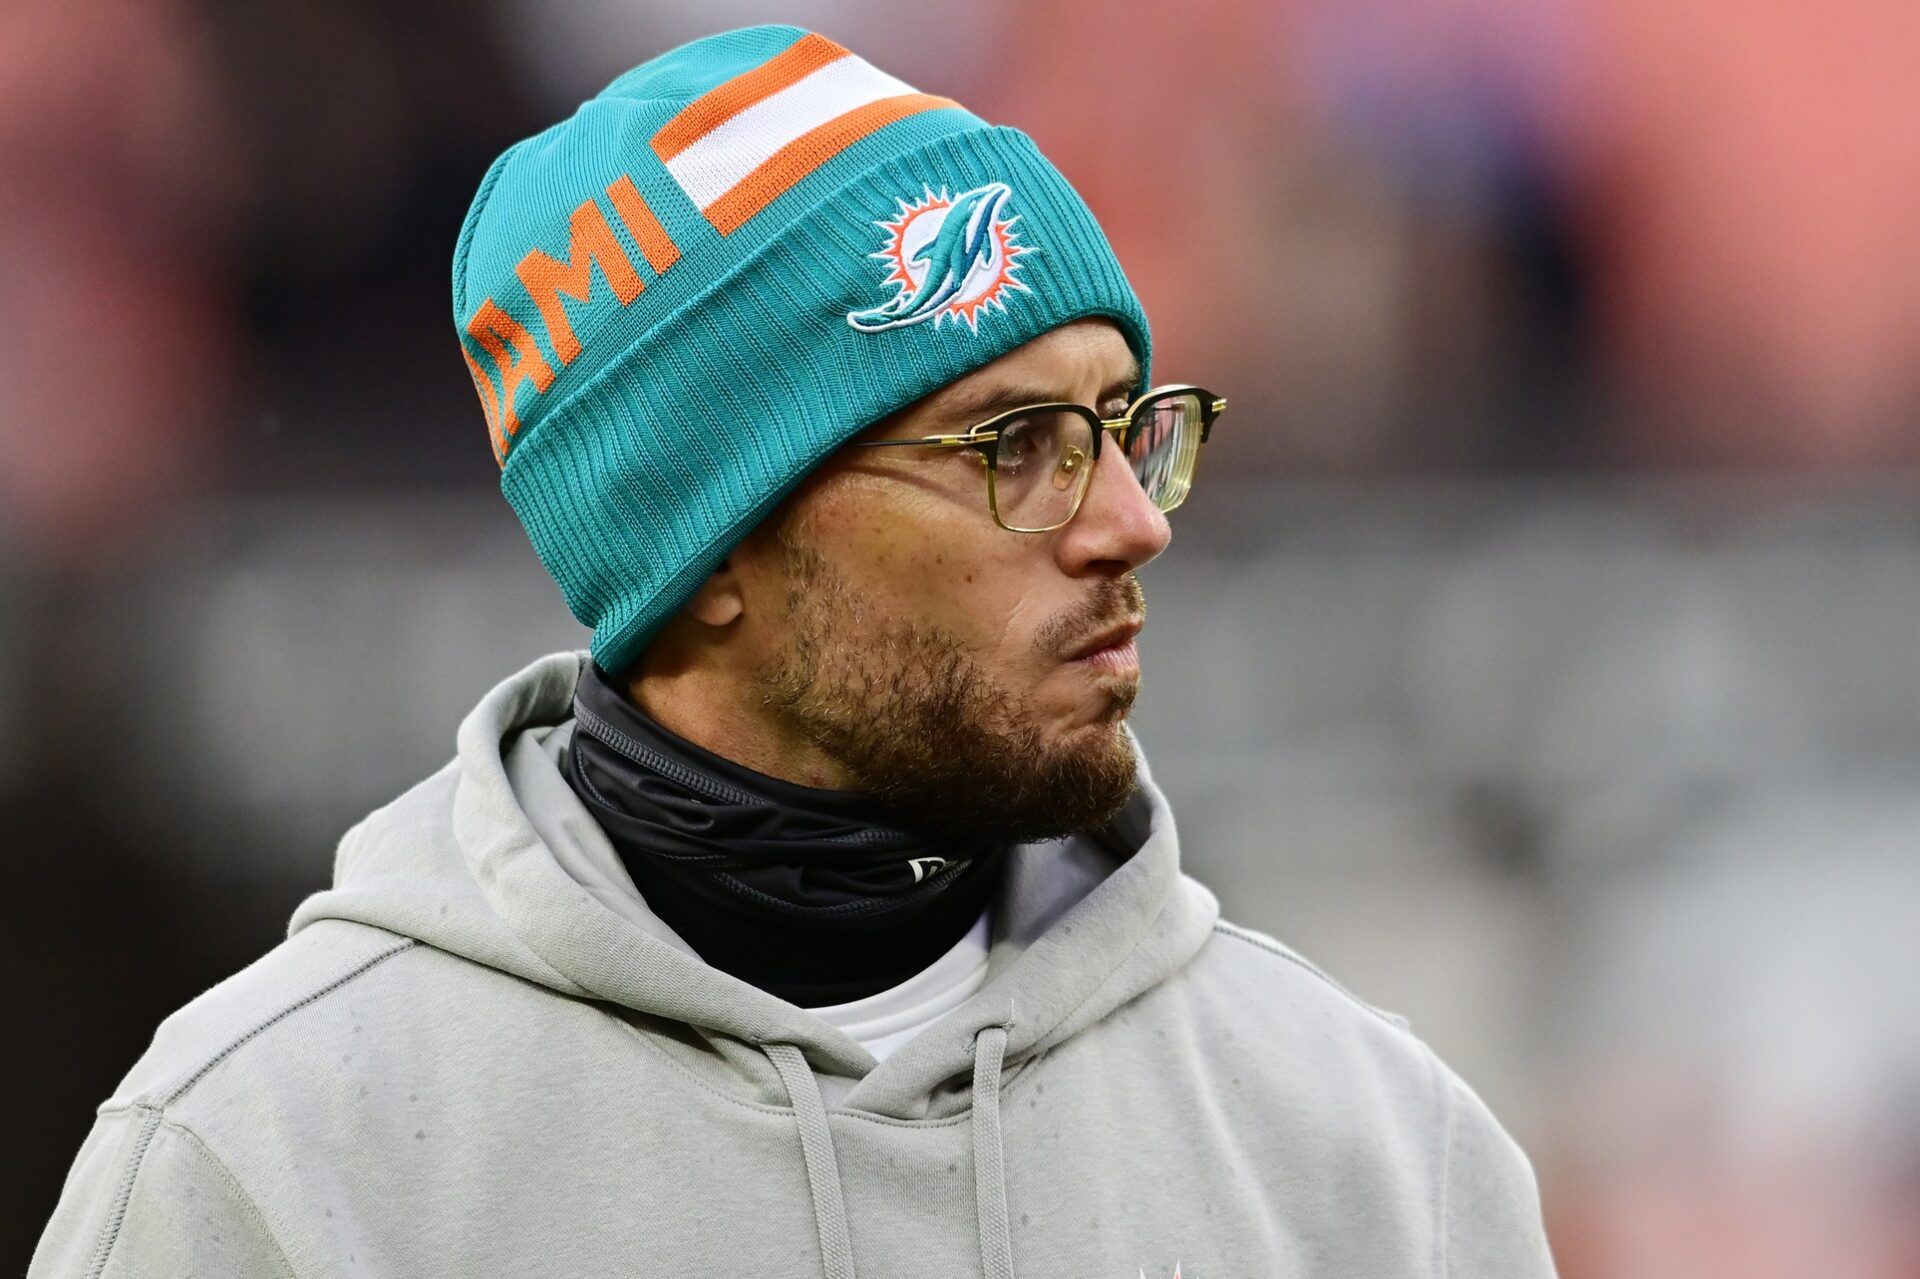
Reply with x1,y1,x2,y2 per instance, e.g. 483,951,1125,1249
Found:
754,529,1143,843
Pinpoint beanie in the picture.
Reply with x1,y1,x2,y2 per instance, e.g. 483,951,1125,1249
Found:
452,24,1151,673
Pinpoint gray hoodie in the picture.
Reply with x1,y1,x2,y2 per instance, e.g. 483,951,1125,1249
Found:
32,652,1556,1277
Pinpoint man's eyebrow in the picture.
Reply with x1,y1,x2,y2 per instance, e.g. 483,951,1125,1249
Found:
931,361,1145,426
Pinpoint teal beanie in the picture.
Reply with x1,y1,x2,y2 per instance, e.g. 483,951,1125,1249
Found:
452,24,1151,673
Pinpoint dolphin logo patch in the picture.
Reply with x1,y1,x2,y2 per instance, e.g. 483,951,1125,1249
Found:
847,182,1035,333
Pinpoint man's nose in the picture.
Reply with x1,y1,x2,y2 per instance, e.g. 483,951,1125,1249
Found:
1054,435,1172,573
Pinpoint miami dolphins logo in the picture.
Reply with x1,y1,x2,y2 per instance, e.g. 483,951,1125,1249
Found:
846,181,1035,332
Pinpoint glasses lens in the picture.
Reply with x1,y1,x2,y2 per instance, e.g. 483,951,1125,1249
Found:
989,408,1097,531
1126,392,1205,511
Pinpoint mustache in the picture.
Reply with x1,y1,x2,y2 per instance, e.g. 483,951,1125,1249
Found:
1035,575,1147,658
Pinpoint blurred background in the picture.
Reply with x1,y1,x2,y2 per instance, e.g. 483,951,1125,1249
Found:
4,0,1917,1272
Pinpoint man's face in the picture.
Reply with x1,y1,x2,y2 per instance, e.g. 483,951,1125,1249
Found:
720,318,1172,842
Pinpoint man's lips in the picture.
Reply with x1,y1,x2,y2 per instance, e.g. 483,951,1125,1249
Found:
1071,635,1140,675
1067,614,1136,656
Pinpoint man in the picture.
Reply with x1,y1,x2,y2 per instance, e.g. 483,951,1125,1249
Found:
33,25,1555,1278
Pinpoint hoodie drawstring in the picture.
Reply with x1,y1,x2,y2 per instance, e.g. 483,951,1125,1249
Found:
767,1043,859,1279
765,1026,1017,1279
970,1025,1015,1279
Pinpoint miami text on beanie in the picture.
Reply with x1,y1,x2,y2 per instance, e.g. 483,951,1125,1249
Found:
452,25,1151,673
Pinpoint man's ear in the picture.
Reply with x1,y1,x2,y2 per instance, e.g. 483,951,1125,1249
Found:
682,555,745,627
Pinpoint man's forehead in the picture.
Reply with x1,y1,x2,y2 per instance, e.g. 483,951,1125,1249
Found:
882,322,1142,431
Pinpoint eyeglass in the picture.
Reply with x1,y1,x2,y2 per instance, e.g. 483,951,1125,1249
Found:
850,384,1227,533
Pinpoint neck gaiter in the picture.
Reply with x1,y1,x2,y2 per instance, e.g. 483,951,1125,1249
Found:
564,662,1005,1005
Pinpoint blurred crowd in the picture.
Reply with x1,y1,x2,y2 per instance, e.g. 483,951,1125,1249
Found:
5,0,1918,566
3,0,1916,1274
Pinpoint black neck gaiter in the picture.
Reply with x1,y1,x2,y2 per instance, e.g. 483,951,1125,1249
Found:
563,662,1006,1005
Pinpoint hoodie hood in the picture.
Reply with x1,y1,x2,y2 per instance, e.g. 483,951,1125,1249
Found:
290,651,1219,1121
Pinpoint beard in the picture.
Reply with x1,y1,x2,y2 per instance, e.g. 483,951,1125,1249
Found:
752,526,1145,845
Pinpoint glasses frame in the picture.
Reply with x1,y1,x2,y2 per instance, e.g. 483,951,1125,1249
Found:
850,383,1227,533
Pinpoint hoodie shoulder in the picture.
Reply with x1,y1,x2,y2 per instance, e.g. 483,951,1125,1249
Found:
1163,911,1462,1135
1207,918,1414,1033
100,920,418,1112
1178,915,1555,1273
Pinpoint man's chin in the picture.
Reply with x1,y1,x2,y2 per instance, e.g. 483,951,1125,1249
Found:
1057,708,1137,762
1036,718,1140,820
1049,706,1134,753
906,716,1137,845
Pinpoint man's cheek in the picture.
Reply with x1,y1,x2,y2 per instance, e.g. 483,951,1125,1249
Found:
981,584,1054,670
